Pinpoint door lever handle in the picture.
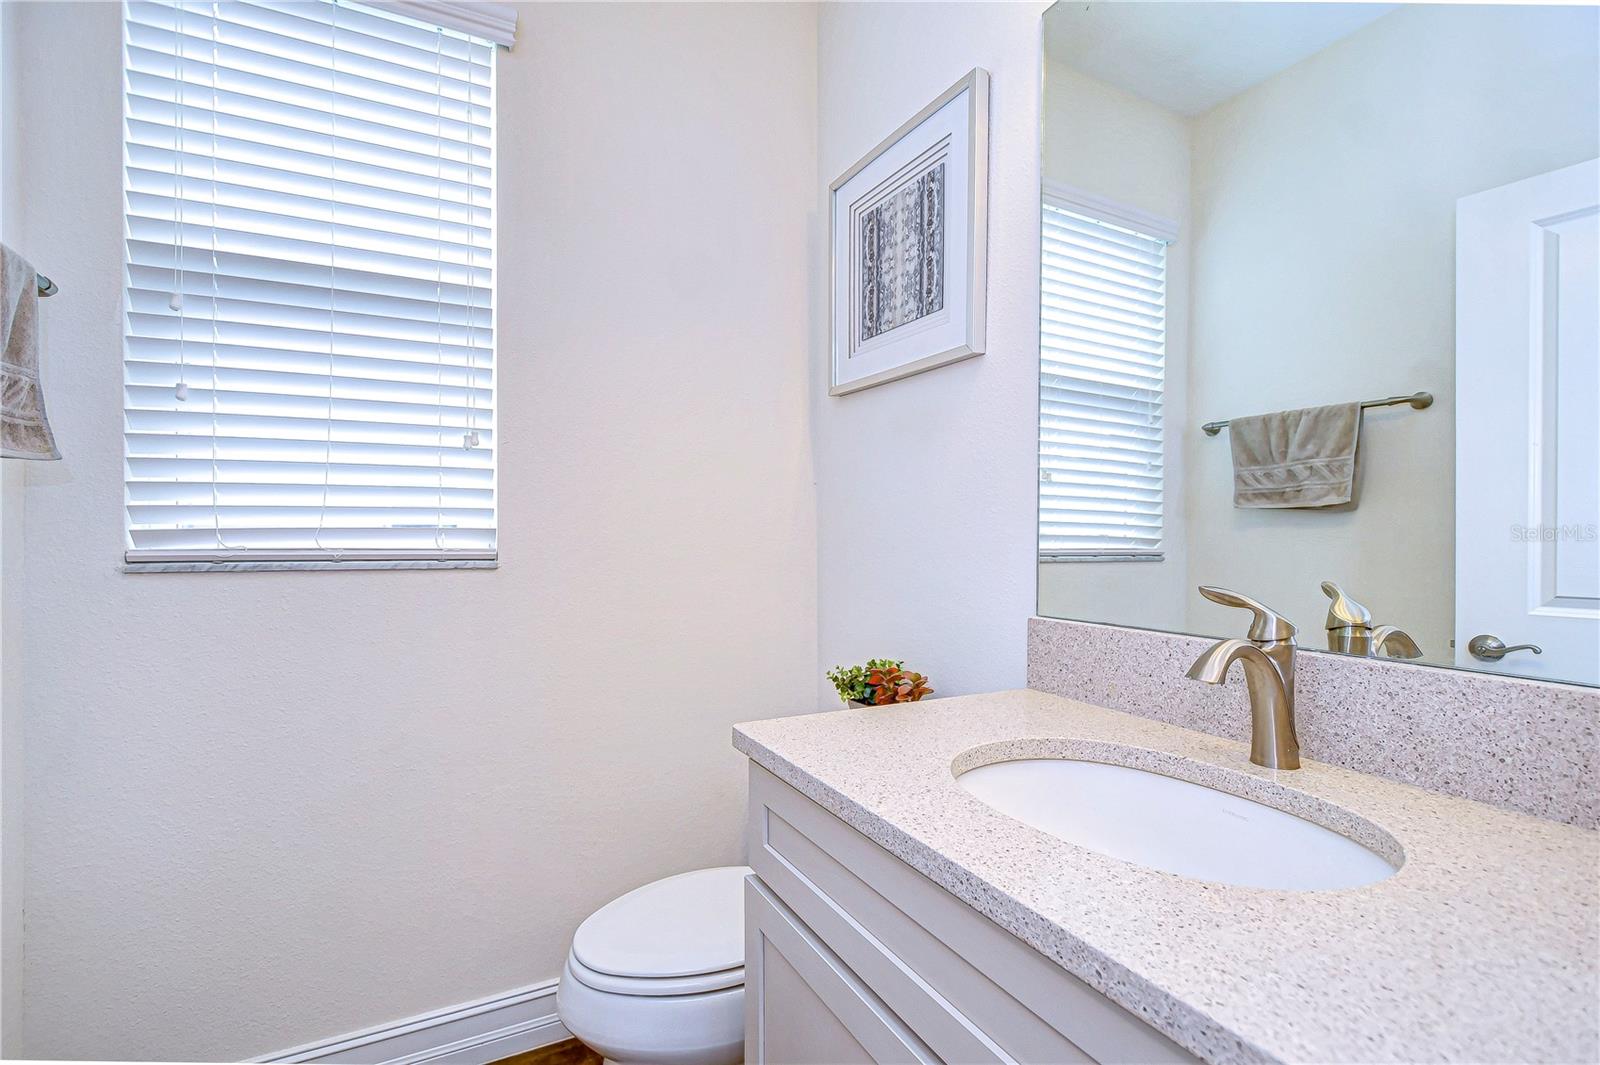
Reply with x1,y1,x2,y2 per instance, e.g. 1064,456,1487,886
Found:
1467,634,1543,661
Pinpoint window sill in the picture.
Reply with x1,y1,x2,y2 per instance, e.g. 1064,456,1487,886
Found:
1039,554,1165,564
122,559,498,574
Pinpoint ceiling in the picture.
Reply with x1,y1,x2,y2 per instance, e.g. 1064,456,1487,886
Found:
1044,2,1398,116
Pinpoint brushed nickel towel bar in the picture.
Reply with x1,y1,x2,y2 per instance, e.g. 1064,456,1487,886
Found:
1201,391,1433,436
36,272,56,297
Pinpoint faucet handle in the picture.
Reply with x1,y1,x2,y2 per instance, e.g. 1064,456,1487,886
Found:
1320,580,1373,630
1198,585,1297,642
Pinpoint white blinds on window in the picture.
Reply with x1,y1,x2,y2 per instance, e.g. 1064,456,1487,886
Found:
123,0,495,563
1039,199,1168,560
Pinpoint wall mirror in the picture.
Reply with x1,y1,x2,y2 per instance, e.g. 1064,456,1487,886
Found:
1036,1,1599,685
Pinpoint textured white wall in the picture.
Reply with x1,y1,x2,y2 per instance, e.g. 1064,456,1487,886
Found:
814,2,1044,703
1184,5,1599,655
6,2,818,1058
1036,60,1192,632
0,452,19,1065
0,3,25,1052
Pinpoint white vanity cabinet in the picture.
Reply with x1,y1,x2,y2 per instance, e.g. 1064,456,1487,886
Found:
742,764,1197,1065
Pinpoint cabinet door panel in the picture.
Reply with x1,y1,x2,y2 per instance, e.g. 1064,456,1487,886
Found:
758,944,875,1065
745,876,937,1065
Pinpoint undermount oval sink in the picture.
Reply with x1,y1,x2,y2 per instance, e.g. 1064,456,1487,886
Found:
956,758,1397,891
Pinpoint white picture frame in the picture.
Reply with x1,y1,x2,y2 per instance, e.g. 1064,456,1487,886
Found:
829,68,990,396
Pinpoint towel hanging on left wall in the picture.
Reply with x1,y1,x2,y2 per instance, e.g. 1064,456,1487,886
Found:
1,243,61,460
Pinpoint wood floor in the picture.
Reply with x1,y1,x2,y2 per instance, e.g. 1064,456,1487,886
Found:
491,1037,602,1065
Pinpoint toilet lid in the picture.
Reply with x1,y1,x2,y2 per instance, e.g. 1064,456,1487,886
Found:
572,866,750,980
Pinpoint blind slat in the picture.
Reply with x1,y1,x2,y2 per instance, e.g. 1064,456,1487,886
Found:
123,0,497,563
1040,200,1167,558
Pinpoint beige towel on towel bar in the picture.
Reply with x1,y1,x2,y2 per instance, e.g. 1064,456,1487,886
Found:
1229,402,1359,509
2,244,60,460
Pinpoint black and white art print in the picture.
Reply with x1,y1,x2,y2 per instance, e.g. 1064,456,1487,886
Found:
831,69,989,396
859,162,945,342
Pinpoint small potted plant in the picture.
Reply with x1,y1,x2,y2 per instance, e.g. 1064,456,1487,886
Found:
826,659,934,707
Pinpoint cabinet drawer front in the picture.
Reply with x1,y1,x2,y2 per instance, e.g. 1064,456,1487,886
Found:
748,764,1196,1065
746,876,938,1065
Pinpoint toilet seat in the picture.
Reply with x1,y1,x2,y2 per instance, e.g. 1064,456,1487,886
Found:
565,950,744,997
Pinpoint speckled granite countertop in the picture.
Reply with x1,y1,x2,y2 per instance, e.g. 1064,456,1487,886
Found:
732,690,1599,1065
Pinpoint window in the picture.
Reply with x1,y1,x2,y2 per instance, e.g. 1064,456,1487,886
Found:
1038,191,1172,561
122,0,496,565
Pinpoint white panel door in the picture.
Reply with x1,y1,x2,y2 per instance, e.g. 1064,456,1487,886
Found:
1456,158,1599,685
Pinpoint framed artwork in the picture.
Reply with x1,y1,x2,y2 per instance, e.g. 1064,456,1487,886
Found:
830,68,990,396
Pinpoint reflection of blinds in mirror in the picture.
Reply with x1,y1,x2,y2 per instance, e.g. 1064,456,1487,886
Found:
1039,199,1168,560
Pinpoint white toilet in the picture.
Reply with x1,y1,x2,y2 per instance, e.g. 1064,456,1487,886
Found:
557,865,751,1065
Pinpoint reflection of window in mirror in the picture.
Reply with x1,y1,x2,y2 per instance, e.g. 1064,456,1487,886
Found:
1038,191,1175,564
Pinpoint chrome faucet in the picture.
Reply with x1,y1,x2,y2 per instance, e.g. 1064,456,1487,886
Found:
1320,581,1422,658
1186,586,1300,770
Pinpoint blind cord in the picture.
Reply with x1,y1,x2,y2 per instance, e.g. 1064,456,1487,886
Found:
170,0,186,397
431,22,446,556
208,0,233,553
463,34,480,454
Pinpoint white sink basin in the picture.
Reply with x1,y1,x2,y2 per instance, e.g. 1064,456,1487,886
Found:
956,758,1397,890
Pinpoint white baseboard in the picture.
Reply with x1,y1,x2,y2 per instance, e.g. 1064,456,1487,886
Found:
254,979,572,1065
